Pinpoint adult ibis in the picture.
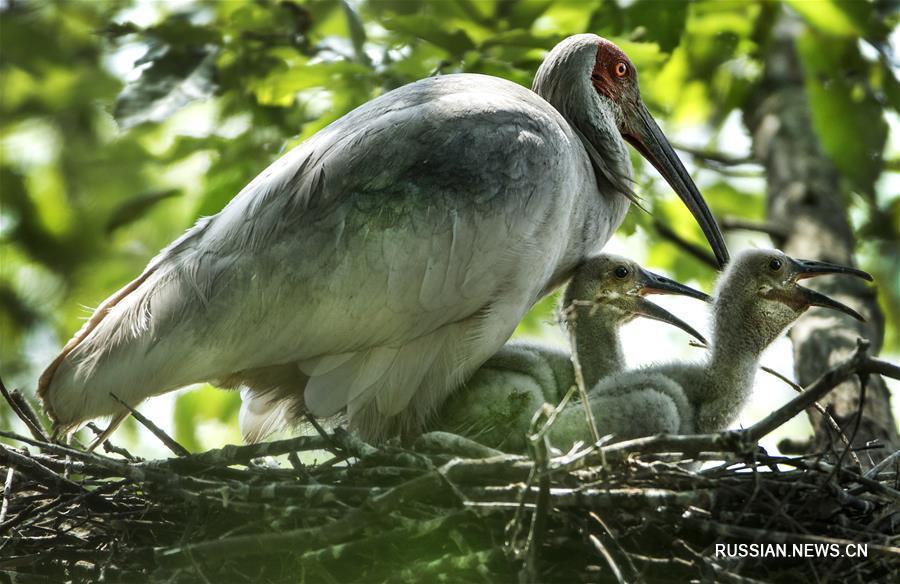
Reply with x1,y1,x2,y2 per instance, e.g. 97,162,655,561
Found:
39,34,729,443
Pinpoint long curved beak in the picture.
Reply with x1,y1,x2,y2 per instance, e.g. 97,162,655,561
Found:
628,267,709,344
623,103,730,268
790,258,872,322
629,296,708,345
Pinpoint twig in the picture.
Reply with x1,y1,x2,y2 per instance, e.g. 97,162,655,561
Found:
110,393,189,457
760,366,859,467
589,534,626,584
86,422,138,461
414,432,504,459
331,427,377,458
653,220,719,269
761,454,900,498
465,485,714,509
863,357,900,380
719,216,786,239
519,405,553,582
0,377,48,442
305,414,344,456
864,448,900,479
831,372,867,475
390,550,500,583
0,467,13,525
589,512,638,580
0,444,85,494
157,470,452,566
745,340,870,443
143,434,332,472
672,142,754,166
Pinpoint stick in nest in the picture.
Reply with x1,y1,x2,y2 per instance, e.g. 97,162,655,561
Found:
110,392,190,457
0,376,49,442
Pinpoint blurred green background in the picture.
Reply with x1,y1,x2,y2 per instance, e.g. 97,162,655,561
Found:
1,0,898,454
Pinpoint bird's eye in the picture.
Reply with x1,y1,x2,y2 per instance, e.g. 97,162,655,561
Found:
613,62,628,78
769,258,783,271
614,266,629,279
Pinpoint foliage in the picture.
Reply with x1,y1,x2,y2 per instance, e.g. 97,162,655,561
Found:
1,0,898,443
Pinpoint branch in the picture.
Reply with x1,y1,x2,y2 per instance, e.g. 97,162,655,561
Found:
110,393,189,457
760,366,859,467
652,220,719,270
0,444,85,494
864,449,900,479
0,466,13,525
414,432,504,459
672,142,754,166
719,216,787,239
745,340,870,443
0,377,48,442
157,470,451,566
145,434,333,473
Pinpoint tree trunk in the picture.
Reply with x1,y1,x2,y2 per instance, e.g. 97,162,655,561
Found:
744,15,899,464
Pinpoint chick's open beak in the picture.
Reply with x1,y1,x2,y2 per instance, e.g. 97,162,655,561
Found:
627,268,710,345
790,258,873,322
792,259,873,282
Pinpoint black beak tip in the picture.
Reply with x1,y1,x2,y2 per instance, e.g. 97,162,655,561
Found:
850,309,867,323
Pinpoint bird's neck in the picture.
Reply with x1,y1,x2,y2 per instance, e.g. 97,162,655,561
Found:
707,340,760,396
532,43,633,201
565,305,625,388
705,305,769,403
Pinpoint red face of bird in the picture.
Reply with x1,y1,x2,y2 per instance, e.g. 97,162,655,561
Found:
590,38,729,269
720,249,872,325
566,255,709,345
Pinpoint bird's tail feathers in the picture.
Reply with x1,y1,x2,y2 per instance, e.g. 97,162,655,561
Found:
38,265,215,432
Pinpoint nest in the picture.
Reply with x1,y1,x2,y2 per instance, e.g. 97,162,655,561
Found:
2,343,899,583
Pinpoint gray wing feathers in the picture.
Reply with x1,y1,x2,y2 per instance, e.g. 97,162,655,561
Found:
41,73,591,434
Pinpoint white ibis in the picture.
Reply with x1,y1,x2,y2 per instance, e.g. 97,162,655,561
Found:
435,255,708,451
38,34,729,444
552,249,872,444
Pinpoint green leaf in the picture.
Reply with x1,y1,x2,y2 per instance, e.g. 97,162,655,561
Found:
503,0,554,30
341,0,372,66
785,0,866,37
105,188,181,233
382,15,476,56
114,47,219,129
796,32,888,196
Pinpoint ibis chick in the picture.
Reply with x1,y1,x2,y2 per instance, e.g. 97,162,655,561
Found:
436,255,708,451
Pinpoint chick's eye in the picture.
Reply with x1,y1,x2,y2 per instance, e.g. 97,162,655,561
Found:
614,266,629,279
769,258,783,271
613,62,628,78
